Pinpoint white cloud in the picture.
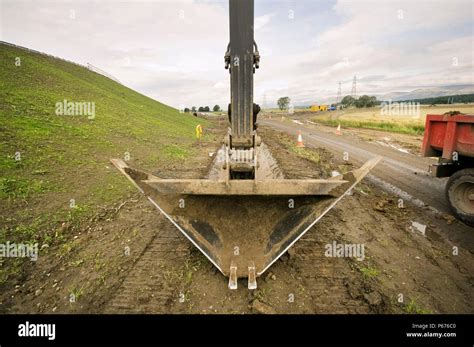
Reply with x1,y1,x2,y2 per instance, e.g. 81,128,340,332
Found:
255,12,276,31
213,81,226,89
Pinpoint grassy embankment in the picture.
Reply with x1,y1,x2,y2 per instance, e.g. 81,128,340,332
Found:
0,43,206,282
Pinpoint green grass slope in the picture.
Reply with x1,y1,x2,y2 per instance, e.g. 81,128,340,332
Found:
0,42,205,267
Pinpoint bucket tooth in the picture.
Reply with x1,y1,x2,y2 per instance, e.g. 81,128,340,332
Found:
248,262,257,290
228,262,238,290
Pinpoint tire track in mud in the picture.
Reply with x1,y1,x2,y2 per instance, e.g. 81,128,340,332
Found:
262,208,376,314
104,220,191,313
292,240,372,313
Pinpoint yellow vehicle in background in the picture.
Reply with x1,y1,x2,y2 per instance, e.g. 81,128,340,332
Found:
311,104,328,112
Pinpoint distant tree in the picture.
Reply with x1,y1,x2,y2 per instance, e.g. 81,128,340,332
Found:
198,106,204,112
367,96,377,107
277,97,290,111
213,105,221,112
355,97,365,108
204,106,210,112
355,95,377,108
191,106,197,112
184,107,190,113
341,95,355,107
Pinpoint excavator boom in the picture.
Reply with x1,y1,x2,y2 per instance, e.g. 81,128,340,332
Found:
226,0,259,148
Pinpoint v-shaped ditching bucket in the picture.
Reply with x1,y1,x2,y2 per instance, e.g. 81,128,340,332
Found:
111,145,380,289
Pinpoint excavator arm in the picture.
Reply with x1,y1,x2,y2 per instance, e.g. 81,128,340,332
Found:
224,0,261,179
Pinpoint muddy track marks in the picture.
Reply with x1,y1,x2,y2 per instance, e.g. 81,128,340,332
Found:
104,221,191,313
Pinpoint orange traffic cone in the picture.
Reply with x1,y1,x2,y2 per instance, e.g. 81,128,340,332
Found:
335,123,342,135
296,131,305,147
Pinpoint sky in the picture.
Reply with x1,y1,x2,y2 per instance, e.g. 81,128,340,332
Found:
1,0,473,108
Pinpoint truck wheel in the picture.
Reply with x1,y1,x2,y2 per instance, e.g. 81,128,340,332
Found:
445,168,474,227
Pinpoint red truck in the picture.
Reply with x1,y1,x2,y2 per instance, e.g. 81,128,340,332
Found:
422,113,474,226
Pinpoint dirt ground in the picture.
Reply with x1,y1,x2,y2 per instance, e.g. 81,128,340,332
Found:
1,117,473,314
